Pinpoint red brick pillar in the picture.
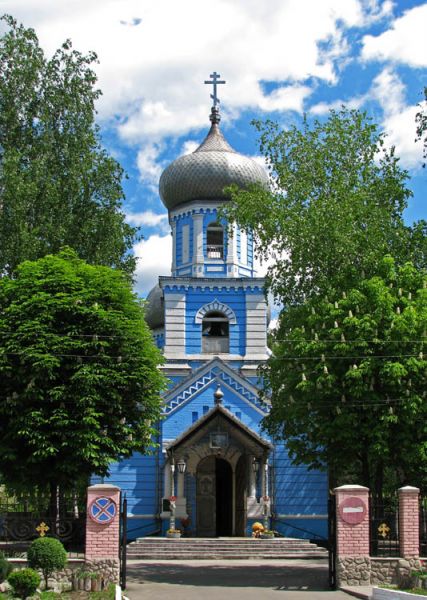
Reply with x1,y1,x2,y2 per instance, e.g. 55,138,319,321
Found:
85,484,121,584
398,486,420,558
335,485,370,586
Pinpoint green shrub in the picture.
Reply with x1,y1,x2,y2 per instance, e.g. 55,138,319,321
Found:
8,567,40,597
0,551,13,583
27,537,67,590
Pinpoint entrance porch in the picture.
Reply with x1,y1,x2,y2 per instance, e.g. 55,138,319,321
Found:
160,396,272,537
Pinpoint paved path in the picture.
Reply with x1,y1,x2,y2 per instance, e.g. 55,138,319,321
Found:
124,558,357,599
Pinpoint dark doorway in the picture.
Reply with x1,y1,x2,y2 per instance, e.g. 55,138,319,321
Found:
216,458,232,536
196,456,233,537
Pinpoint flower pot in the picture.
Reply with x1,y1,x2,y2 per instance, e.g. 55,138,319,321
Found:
260,533,274,539
167,532,181,538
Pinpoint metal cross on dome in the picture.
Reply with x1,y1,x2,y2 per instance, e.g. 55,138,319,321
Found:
204,71,226,107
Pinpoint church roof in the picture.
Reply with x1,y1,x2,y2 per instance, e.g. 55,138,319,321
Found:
162,356,270,416
165,401,272,453
159,107,269,211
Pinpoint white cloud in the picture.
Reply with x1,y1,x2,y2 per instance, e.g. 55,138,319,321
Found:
126,210,168,228
4,0,388,145
371,68,405,116
258,85,312,113
362,4,427,67
371,68,424,169
133,234,172,297
309,95,367,115
136,143,164,188
181,140,200,155
308,69,424,170
268,317,279,332
359,0,394,25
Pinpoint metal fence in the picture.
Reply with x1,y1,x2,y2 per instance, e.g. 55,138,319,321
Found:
370,496,400,557
0,501,86,556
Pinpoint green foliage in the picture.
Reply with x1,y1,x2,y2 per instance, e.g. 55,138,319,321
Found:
27,538,67,590
0,15,138,276
8,567,40,597
416,87,427,167
0,552,13,583
35,584,116,599
0,249,166,494
224,108,419,305
263,257,427,495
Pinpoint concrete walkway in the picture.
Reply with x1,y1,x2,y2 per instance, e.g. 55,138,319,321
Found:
124,558,365,599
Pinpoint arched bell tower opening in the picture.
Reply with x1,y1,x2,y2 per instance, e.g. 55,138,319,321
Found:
206,222,224,259
202,311,229,353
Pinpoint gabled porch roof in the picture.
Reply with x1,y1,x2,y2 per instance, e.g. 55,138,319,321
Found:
166,402,272,453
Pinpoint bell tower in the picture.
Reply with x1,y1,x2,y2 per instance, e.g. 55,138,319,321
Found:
145,74,270,377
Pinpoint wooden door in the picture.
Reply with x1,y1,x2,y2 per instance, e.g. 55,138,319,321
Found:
196,456,216,537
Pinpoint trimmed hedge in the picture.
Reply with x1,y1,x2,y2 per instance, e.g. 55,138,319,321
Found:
8,567,40,597
27,537,67,590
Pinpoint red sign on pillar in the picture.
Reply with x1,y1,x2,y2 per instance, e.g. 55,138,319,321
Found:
339,496,367,525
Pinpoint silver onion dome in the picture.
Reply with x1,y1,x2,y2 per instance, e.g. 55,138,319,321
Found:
159,107,269,211
144,283,164,330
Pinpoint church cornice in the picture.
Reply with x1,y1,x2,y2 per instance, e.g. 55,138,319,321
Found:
159,276,266,293
169,199,228,221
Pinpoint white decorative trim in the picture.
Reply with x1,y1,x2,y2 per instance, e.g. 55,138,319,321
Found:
159,276,265,292
170,200,226,220
194,299,237,324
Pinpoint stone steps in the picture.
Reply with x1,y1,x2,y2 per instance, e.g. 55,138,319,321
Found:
127,537,329,560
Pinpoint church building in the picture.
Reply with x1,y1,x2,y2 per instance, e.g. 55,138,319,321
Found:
100,75,328,540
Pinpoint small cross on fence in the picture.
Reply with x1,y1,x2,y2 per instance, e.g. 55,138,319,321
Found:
378,522,391,538
36,521,49,537
204,71,226,107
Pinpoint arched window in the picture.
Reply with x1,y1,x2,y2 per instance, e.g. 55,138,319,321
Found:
206,222,224,259
202,311,229,353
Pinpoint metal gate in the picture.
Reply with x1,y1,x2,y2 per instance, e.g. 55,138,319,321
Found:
119,494,127,590
0,500,86,556
370,494,400,557
328,494,337,590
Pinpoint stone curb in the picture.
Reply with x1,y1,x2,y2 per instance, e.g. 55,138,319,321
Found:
341,586,372,599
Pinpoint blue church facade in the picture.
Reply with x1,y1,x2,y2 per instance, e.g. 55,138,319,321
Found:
98,98,328,540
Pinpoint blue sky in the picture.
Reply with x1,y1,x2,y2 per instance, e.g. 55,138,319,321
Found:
2,0,426,296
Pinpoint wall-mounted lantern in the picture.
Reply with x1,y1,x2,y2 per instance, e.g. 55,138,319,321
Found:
177,458,187,474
